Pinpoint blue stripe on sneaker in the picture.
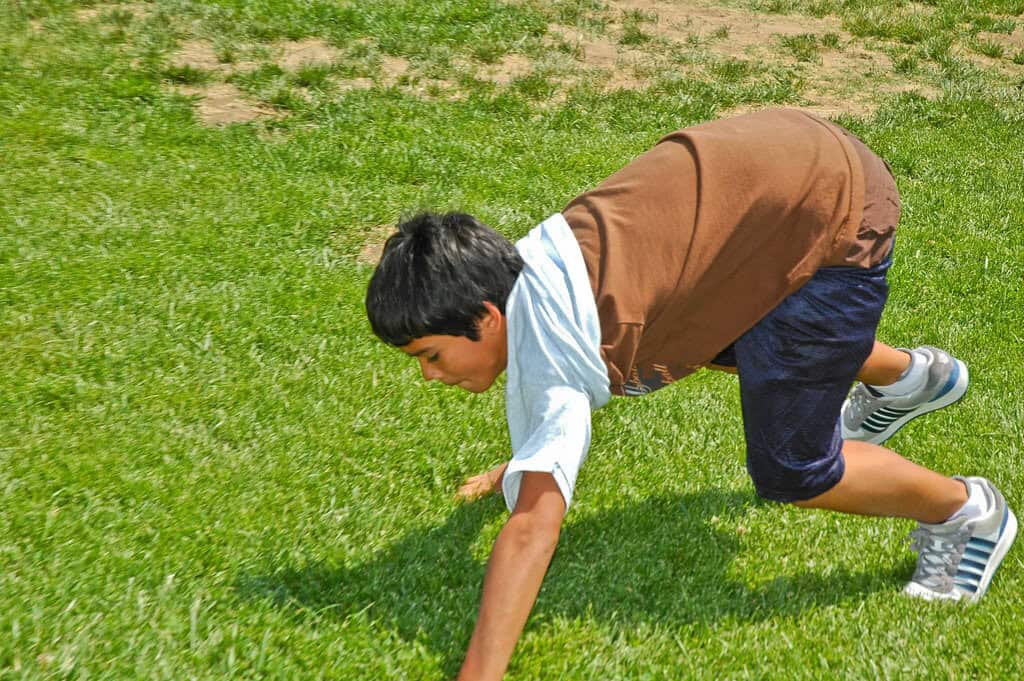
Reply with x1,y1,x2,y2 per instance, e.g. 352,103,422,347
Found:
932,360,961,401
956,573,982,586
958,557,983,573
865,411,907,426
969,537,998,551
865,414,899,426
863,408,915,429
960,557,987,572
955,580,979,593
965,547,991,561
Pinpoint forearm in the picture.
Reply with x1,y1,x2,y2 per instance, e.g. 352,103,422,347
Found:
458,514,560,681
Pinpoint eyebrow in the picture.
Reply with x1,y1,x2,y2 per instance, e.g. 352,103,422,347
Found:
407,347,433,357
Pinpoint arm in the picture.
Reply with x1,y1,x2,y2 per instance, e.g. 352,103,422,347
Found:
457,471,565,681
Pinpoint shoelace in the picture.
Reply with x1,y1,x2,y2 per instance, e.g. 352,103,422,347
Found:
847,388,879,423
907,524,970,590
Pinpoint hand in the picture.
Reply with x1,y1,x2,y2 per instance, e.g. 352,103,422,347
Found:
456,463,508,502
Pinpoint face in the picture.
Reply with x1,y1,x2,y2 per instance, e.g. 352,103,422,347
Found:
399,302,508,393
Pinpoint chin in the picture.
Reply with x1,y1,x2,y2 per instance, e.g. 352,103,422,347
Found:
462,377,495,393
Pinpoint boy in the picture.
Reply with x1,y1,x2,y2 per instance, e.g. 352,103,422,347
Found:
364,109,1017,681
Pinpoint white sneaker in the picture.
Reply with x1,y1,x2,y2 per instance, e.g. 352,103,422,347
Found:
904,477,1017,603
842,346,969,445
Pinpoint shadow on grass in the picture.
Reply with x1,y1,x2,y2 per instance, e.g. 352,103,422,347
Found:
236,490,906,674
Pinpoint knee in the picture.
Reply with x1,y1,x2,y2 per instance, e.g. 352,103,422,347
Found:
745,445,844,503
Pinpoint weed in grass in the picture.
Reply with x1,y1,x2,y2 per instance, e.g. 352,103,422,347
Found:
268,87,304,110
620,8,657,46
806,1,836,19
974,39,1006,60
779,33,822,62
620,24,652,47
969,15,1017,34
919,35,953,62
844,7,930,45
163,64,210,85
711,58,753,82
105,8,135,27
292,65,332,90
232,62,286,88
820,32,841,49
756,0,793,14
471,42,505,65
215,43,238,65
711,25,730,41
548,0,606,26
514,73,556,100
894,55,919,75
1013,51,1024,66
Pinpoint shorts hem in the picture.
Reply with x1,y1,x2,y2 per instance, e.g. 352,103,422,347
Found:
752,453,846,503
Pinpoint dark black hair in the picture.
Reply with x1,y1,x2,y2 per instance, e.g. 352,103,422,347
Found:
365,211,524,346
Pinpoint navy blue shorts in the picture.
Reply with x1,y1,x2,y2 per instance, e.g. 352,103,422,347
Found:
712,254,892,502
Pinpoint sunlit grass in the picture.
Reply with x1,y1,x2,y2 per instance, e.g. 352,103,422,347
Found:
1,0,1023,679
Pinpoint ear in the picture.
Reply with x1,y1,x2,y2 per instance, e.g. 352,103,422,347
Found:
478,300,505,335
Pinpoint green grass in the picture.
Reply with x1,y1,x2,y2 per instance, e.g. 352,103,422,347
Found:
2,0,1024,679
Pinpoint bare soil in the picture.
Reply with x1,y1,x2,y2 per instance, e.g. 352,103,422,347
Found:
277,38,342,70
75,3,151,22
357,226,396,266
174,83,277,126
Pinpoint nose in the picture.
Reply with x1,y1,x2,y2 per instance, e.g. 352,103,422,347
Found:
419,357,443,382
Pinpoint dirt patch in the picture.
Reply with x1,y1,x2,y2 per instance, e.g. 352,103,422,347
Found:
277,38,342,70
335,76,376,92
549,24,621,70
175,83,277,126
404,78,464,101
172,39,222,71
547,24,664,90
381,56,411,82
376,55,411,87
170,39,259,75
75,7,102,22
610,0,847,58
75,3,151,22
357,226,396,266
478,54,534,85
980,27,1024,53
543,0,948,116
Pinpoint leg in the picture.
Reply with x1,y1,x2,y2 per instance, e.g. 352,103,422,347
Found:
856,341,910,386
792,440,966,523
732,262,1015,602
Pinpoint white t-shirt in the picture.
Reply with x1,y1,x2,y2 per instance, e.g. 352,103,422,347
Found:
501,214,610,514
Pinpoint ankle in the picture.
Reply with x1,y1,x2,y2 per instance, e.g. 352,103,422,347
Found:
931,478,971,524
874,349,928,396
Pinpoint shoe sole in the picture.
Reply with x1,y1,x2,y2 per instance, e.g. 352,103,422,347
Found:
843,359,969,445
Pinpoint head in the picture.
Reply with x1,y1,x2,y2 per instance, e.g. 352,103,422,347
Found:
365,211,524,392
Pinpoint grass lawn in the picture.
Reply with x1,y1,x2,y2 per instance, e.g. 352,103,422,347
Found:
2,0,1023,678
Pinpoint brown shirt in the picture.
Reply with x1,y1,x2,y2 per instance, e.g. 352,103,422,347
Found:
563,109,896,396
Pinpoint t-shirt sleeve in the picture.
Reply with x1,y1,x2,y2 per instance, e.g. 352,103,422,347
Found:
501,386,592,515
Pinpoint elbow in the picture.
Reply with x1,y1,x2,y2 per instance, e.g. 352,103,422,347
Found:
503,470,566,556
